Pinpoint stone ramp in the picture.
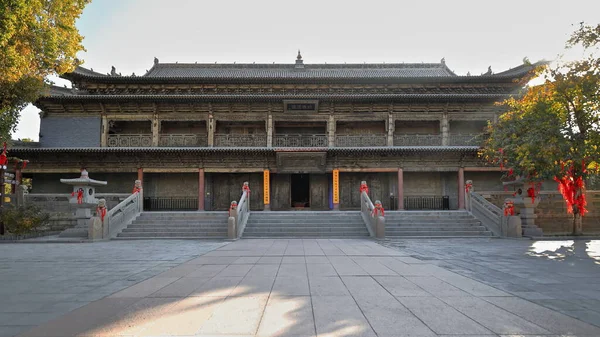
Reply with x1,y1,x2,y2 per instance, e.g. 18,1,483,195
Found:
385,210,493,238
243,211,370,238
114,211,228,239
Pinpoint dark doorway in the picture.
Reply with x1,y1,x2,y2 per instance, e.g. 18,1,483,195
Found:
291,174,310,208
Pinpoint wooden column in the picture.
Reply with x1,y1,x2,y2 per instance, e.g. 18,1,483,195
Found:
198,168,205,211
441,112,449,146
458,167,465,210
151,114,160,147
387,106,395,146
266,112,273,147
207,114,215,147
137,168,143,184
100,115,108,147
397,168,404,210
328,115,335,147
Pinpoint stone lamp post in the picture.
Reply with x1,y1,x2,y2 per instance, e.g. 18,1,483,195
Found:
59,169,107,238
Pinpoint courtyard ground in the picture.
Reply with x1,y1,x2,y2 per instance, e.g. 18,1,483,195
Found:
0,238,598,337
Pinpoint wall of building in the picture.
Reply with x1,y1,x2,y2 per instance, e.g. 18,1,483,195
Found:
395,121,439,134
337,121,385,135
449,121,487,134
39,116,101,147
207,173,264,211
143,173,198,198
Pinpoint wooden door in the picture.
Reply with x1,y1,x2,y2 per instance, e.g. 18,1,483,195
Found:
271,174,290,210
340,173,391,210
310,174,328,210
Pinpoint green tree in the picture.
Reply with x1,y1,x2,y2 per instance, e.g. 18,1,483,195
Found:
0,0,90,141
482,23,600,235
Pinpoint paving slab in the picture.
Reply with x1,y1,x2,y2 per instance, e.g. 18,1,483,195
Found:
4,238,600,337
257,296,316,336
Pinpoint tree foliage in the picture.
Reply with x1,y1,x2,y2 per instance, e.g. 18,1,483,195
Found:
0,0,90,142
482,22,600,221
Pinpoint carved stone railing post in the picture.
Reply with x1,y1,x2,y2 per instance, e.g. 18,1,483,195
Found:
228,201,238,239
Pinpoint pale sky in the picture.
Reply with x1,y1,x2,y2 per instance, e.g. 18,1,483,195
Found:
13,0,600,141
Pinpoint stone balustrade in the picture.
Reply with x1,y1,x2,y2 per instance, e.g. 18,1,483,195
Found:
336,135,387,147
273,134,328,147
107,134,153,147
214,134,266,147
394,134,443,146
159,134,207,147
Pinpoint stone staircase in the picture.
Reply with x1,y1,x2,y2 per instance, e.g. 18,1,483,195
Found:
114,211,228,239
243,211,370,238
384,210,493,238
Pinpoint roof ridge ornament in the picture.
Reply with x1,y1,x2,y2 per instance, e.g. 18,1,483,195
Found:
441,57,445,64
295,49,304,69
110,66,116,76
154,57,159,65
483,66,492,75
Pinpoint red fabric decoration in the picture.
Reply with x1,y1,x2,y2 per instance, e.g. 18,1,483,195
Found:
465,182,472,194
504,200,515,216
97,207,107,222
22,161,27,170
132,186,142,194
527,186,536,204
76,189,83,204
359,183,369,195
554,161,587,216
0,143,7,168
243,184,251,195
372,203,385,217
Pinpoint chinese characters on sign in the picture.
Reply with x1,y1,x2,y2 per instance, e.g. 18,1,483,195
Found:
263,170,270,205
286,103,316,111
333,169,339,204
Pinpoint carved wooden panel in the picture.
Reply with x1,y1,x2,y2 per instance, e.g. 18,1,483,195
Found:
310,174,328,210
271,174,290,210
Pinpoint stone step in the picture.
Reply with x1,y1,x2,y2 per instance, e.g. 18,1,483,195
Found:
117,232,227,238
132,221,227,225
127,224,227,228
112,237,225,240
122,228,227,233
243,233,369,238
245,221,366,226
386,227,489,232
385,222,482,227
244,228,369,233
386,231,492,236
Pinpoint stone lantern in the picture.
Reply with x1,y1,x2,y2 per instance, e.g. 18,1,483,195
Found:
58,169,108,238
503,177,543,237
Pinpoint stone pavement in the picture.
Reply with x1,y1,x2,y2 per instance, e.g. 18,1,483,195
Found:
3,238,599,337
381,238,600,328
0,240,226,337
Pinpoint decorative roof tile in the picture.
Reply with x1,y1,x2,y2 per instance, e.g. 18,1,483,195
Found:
143,63,456,78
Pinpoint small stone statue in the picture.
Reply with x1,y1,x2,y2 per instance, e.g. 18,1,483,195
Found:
242,182,250,195
21,185,29,195
229,201,238,216
372,200,385,217
503,198,515,216
465,180,473,193
132,180,142,194
96,199,107,222
110,66,116,76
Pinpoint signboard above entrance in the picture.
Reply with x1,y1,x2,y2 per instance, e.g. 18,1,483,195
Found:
276,152,326,173
283,100,319,113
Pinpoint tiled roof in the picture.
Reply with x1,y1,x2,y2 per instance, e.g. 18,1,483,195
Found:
12,146,479,154
144,63,456,78
39,92,508,103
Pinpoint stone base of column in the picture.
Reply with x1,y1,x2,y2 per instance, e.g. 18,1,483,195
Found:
333,203,340,211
